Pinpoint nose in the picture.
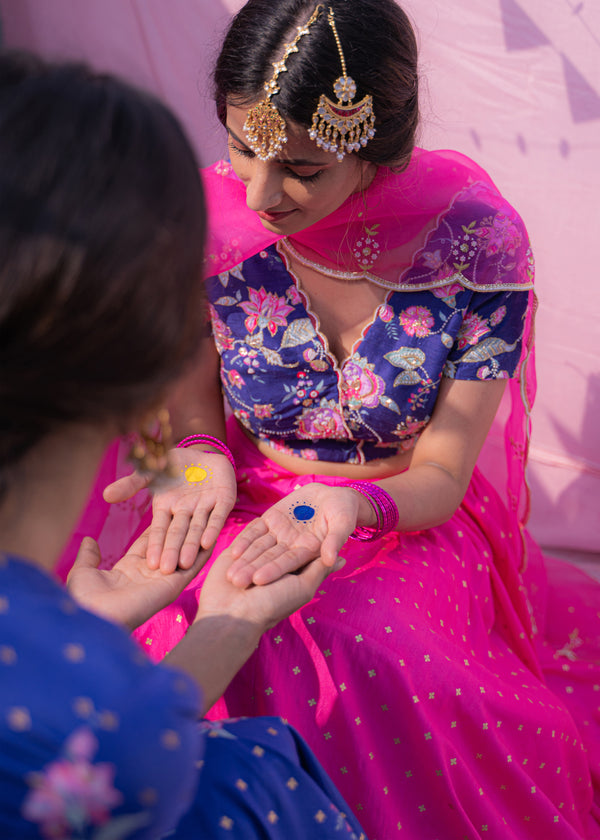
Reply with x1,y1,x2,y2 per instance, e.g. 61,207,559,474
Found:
244,161,285,212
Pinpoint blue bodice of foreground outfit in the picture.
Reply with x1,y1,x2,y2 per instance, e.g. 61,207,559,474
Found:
207,239,530,464
0,554,201,838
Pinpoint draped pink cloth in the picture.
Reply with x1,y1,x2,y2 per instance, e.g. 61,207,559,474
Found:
128,154,599,838
133,418,600,840
54,150,600,837
203,149,534,290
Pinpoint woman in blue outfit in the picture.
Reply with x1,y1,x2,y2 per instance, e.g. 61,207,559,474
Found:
0,50,366,839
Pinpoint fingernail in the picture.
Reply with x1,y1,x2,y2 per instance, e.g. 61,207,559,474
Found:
333,556,346,571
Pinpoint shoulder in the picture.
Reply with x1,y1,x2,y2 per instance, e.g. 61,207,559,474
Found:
387,151,535,293
0,554,201,837
383,148,528,238
444,186,534,292
0,552,200,740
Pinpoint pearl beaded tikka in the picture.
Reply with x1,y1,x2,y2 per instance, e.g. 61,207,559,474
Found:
243,4,376,163
308,7,376,162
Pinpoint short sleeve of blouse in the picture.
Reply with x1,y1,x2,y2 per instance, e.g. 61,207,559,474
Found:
425,183,534,383
444,287,531,381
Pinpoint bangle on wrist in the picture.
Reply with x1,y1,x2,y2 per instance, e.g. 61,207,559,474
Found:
176,434,236,470
346,480,399,542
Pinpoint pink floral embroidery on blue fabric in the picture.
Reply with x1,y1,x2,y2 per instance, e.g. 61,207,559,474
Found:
239,287,294,336
22,727,148,839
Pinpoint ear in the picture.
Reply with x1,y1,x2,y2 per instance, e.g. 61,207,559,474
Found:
358,159,378,189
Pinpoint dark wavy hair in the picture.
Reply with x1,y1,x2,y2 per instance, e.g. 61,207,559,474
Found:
0,51,207,488
214,0,419,168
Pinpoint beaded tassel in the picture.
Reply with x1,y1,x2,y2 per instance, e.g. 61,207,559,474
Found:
308,8,376,161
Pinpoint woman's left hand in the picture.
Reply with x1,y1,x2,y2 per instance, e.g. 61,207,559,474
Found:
67,531,208,631
199,540,347,631
226,482,366,587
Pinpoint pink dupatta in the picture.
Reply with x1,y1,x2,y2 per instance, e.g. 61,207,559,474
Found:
202,147,537,563
56,147,536,577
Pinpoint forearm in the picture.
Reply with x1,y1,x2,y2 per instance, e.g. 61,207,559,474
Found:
358,378,507,534
163,614,262,715
371,462,467,533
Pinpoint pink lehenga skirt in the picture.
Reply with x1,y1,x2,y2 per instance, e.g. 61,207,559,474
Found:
122,419,600,840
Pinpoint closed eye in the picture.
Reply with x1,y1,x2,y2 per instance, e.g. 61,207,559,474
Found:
228,141,254,159
286,168,325,184
228,139,325,184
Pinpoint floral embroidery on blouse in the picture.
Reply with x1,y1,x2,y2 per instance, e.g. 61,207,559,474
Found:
206,194,532,464
239,287,294,336
22,727,149,839
341,357,386,411
475,210,523,258
297,400,349,441
398,306,435,338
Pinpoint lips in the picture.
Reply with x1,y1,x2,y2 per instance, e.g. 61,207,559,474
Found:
257,209,297,223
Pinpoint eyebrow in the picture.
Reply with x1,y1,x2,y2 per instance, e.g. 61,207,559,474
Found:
226,126,331,167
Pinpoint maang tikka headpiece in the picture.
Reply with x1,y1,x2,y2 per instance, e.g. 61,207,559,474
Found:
244,4,376,164
309,7,376,161
244,5,324,161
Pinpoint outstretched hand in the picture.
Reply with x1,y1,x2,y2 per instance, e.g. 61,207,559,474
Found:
103,448,237,574
197,536,347,633
163,534,346,714
226,482,362,588
67,531,208,631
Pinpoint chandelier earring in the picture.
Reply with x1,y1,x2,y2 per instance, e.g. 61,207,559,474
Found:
129,407,175,481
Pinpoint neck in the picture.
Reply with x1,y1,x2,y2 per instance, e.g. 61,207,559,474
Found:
0,425,112,573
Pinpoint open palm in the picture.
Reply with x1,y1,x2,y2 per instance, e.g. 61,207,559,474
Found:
67,532,208,631
226,482,359,587
104,448,237,573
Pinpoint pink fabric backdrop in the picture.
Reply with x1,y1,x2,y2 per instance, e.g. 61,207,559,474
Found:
1,0,598,559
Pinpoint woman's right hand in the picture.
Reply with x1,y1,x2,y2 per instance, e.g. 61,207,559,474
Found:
164,538,346,715
103,447,237,574
197,539,347,633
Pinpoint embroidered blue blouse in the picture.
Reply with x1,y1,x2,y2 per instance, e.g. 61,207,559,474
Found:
207,215,532,465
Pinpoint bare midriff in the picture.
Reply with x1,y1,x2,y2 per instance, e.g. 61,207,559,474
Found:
240,422,413,479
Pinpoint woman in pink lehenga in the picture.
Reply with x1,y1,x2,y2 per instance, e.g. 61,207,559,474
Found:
61,1,600,838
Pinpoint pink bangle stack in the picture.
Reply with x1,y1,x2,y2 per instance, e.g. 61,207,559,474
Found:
347,480,399,542
176,434,236,470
